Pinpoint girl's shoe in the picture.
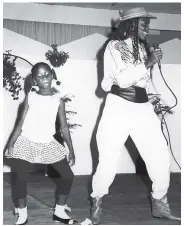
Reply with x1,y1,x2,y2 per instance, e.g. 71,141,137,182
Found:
14,207,28,225
14,215,28,225
53,214,78,224
53,204,78,225
80,218,92,225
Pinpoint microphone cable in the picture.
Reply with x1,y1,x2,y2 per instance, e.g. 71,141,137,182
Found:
157,62,181,170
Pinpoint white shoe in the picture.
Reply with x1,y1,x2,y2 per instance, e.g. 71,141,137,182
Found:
81,218,92,225
53,204,79,224
54,204,71,219
14,207,28,225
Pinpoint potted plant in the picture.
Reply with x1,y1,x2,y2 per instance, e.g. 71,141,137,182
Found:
45,44,69,67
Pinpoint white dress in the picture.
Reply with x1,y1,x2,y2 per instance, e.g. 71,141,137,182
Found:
9,91,68,164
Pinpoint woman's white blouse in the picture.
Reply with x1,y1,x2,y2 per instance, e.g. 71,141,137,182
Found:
102,38,151,92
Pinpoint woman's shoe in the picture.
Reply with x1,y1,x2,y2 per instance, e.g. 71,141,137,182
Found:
151,195,181,221
90,197,103,225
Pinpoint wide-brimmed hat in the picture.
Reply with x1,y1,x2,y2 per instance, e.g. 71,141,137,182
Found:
115,7,157,28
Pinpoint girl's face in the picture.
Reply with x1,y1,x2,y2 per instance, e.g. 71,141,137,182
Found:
34,66,53,89
138,17,150,41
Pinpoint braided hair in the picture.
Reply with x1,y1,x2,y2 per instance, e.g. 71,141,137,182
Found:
111,18,151,64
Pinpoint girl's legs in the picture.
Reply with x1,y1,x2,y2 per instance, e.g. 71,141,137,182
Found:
51,158,74,205
51,158,75,222
11,158,29,224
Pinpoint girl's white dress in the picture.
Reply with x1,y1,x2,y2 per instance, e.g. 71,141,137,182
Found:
9,91,68,164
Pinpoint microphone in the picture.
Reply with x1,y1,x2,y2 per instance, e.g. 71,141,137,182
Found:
152,43,161,69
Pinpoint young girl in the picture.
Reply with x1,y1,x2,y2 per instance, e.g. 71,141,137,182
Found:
5,62,78,225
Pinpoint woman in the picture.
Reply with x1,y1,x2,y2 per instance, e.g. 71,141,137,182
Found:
84,7,180,225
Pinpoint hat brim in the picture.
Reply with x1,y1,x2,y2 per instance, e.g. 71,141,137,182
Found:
115,14,157,28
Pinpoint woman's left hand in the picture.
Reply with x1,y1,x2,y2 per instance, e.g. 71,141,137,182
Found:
148,93,161,104
67,151,75,167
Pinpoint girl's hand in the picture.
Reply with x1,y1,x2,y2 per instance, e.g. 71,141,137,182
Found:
67,151,75,167
5,145,14,158
148,93,161,105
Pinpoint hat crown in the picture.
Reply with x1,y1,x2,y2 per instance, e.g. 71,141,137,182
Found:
115,7,156,28
119,7,148,19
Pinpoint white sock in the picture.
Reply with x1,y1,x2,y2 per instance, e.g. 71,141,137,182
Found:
14,207,18,215
54,204,71,219
15,207,28,225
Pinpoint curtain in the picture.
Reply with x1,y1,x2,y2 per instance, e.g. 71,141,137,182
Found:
3,19,112,46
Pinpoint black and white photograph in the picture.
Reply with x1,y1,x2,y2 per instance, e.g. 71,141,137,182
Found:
2,1,182,225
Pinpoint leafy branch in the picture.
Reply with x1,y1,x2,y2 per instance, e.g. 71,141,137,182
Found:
3,51,23,100
45,44,69,67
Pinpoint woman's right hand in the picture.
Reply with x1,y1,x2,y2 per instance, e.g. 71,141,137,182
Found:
145,48,163,69
148,93,161,105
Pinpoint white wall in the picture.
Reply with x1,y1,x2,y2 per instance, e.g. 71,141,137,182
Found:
3,28,52,63
47,62,182,174
59,33,108,60
3,60,181,174
3,3,181,31
151,64,181,172
2,60,145,174
3,21,181,174
160,39,181,64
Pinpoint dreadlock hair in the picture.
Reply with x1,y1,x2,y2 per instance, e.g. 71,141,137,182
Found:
110,18,151,64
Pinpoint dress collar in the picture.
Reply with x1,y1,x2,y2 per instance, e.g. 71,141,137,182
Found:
124,38,132,46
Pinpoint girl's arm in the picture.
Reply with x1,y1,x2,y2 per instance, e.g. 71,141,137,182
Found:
8,95,29,147
58,98,75,166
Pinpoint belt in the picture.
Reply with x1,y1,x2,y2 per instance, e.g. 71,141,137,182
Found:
110,85,148,103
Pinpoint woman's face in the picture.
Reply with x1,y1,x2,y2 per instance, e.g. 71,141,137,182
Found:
34,66,53,89
138,17,150,41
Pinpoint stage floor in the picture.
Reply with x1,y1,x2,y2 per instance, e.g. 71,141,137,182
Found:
3,173,181,225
